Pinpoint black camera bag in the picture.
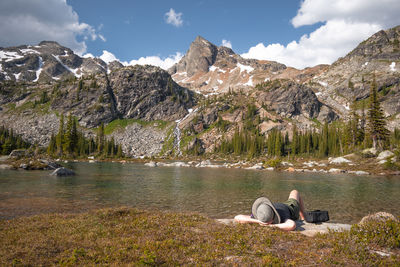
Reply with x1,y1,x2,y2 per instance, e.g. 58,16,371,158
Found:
304,210,329,223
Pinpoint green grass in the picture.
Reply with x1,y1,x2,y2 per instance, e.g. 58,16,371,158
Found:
180,134,195,152
0,207,399,266
160,125,176,156
103,118,169,135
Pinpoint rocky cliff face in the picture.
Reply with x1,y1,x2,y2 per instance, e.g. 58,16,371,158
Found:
0,43,195,156
310,25,400,127
110,65,194,122
252,80,337,123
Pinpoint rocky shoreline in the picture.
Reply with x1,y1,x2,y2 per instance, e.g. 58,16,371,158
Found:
1,146,399,177
142,149,399,176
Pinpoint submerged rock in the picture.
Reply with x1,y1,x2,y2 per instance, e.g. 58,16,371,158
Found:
157,162,190,167
245,163,264,170
328,168,344,173
50,167,75,176
144,161,158,167
348,170,370,175
0,164,13,170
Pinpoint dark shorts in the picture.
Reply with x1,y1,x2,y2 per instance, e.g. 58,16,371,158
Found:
283,198,300,221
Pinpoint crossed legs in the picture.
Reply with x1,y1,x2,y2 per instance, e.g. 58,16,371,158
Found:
288,190,305,220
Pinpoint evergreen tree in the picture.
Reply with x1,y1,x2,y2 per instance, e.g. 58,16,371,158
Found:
72,118,78,153
97,123,105,154
359,102,366,145
291,125,298,156
47,134,56,155
56,114,64,156
117,144,123,158
319,122,329,157
64,114,73,154
274,131,283,157
2,138,12,154
367,79,389,149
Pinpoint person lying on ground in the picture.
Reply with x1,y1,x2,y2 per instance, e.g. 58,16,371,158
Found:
234,190,305,231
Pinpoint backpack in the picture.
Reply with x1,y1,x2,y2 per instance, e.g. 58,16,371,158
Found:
304,210,329,223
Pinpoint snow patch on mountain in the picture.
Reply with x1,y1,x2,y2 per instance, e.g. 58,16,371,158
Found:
53,54,82,78
318,81,328,87
209,65,217,72
236,63,254,73
33,56,43,82
390,62,396,72
0,51,24,62
209,65,226,73
20,48,40,55
244,76,253,86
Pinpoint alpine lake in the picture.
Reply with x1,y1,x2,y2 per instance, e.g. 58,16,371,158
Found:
1,161,400,224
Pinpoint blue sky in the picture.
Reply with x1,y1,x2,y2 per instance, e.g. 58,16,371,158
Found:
1,0,400,69
68,0,319,60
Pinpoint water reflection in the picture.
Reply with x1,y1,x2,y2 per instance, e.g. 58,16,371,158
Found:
1,162,400,223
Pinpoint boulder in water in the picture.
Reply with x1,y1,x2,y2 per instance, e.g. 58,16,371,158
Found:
50,167,75,177
145,161,158,167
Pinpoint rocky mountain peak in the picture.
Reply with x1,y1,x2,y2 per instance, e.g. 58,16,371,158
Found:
0,41,109,82
169,36,323,98
346,25,400,60
169,35,218,77
217,45,235,57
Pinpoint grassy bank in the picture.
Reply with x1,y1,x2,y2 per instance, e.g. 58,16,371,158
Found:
0,207,399,266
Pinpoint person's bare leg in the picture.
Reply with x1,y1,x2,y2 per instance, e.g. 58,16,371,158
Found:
288,190,305,220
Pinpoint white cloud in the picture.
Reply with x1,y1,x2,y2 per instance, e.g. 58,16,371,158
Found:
83,53,94,58
242,20,380,69
0,0,104,55
99,50,119,64
165,8,183,27
292,0,400,28
98,50,183,70
98,34,106,42
242,0,400,69
129,52,183,70
221,39,232,49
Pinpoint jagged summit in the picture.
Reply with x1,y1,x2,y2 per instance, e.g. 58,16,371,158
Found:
169,35,218,77
169,36,302,95
0,41,107,82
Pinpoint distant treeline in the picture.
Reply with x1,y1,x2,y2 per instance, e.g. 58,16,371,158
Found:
0,126,30,155
215,79,400,158
47,114,124,158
